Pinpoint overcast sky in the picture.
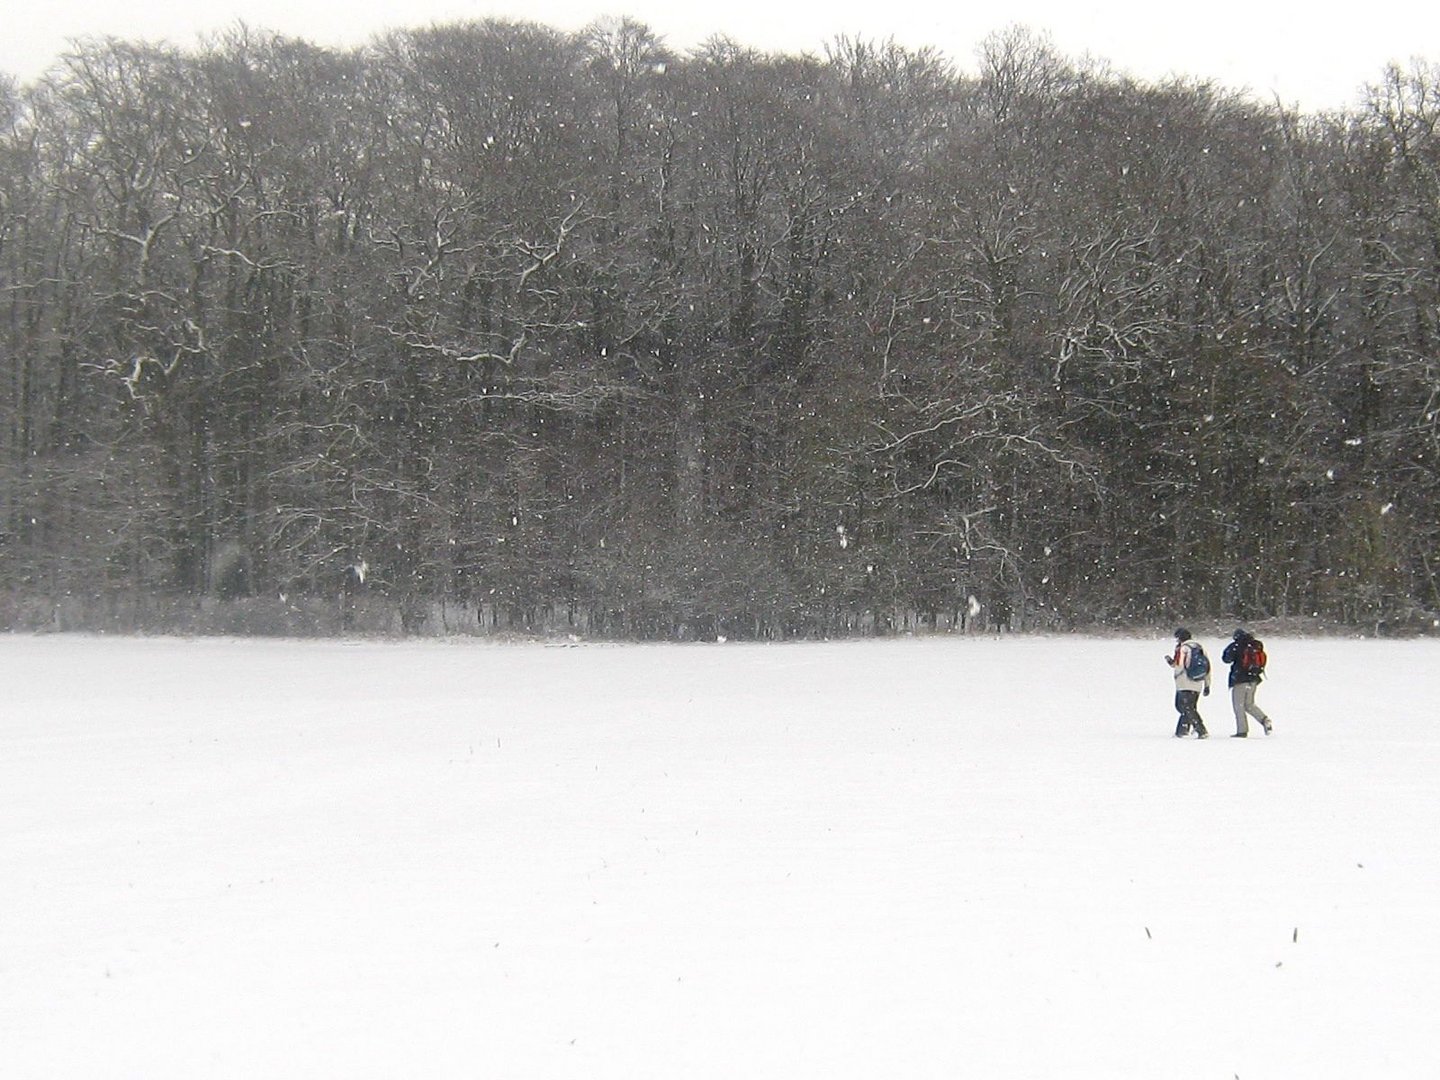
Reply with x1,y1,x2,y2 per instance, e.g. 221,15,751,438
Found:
3,0,1436,112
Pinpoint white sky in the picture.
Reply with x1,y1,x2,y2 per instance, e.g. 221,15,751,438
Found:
2,0,1437,111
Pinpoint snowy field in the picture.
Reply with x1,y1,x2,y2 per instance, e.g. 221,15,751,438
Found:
3,633,1438,1079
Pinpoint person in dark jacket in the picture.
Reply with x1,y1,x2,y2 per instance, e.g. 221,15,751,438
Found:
1221,628,1272,737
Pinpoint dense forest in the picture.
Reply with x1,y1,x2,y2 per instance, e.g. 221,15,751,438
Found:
2,20,1438,637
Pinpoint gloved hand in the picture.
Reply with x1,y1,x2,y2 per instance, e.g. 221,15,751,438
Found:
1202,685,1210,696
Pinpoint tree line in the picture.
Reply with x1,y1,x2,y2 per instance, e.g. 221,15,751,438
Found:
2,20,1438,637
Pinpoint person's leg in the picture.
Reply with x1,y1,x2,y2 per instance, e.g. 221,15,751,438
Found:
1188,691,1208,738
1231,683,1249,736
1178,690,1205,737
1242,683,1272,733
1174,690,1190,737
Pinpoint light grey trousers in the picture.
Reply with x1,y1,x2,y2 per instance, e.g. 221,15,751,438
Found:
1231,682,1270,735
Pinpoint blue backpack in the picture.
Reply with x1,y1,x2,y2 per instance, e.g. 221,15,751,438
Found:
1184,642,1211,680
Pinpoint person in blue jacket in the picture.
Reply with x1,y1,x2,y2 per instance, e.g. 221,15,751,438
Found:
1221,628,1272,737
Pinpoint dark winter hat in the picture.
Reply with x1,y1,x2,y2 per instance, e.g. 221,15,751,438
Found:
1174,627,1192,642
1233,627,1248,641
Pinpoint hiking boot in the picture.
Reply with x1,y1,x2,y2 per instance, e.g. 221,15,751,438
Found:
1262,720,1273,735
1231,732,1247,738
1196,730,1209,739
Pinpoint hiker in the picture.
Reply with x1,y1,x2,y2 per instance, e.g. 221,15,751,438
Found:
1165,627,1211,738
1221,628,1272,737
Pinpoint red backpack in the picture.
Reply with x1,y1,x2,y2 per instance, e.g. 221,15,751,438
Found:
1240,639,1266,675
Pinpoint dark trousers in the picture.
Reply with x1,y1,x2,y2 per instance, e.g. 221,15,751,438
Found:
1174,690,1206,736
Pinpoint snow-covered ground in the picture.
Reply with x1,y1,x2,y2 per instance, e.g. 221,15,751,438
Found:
3,633,1437,1078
